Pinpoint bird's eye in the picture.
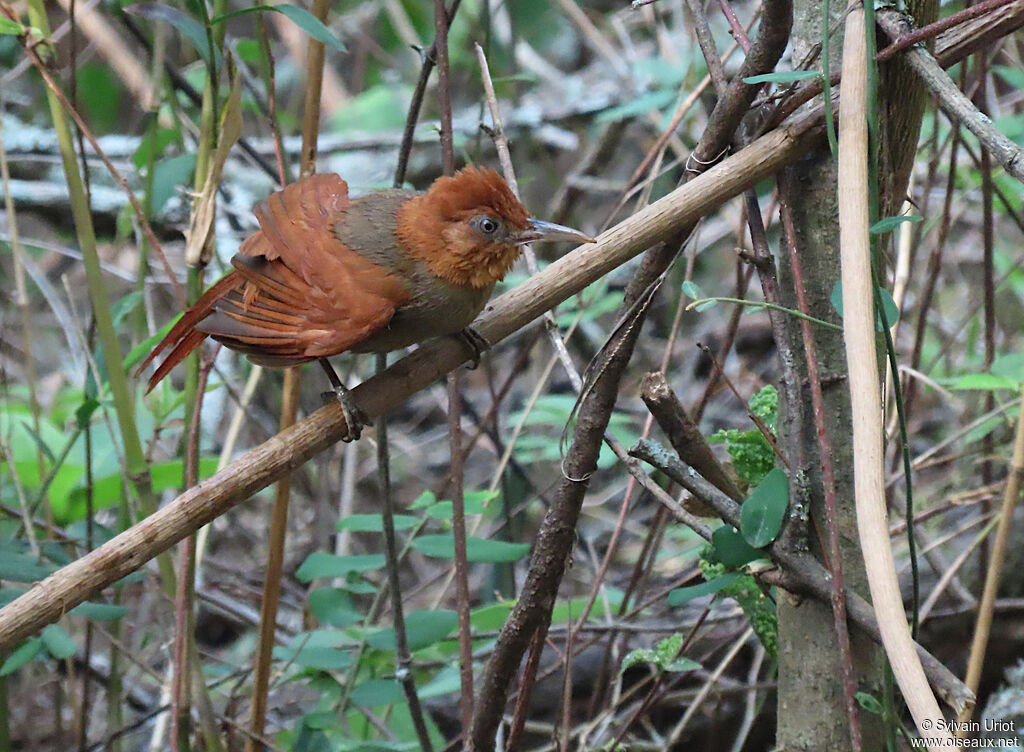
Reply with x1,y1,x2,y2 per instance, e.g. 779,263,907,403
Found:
473,216,501,236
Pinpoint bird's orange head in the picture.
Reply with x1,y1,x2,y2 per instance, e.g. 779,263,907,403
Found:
396,166,593,288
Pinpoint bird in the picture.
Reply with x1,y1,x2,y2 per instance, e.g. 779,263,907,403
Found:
140,166,593,440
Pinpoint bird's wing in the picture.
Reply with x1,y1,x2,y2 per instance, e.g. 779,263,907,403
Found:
199,173,412,363
142,174,411,389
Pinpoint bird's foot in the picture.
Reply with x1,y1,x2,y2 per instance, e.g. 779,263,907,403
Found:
454,327,491,370
321,385,367,441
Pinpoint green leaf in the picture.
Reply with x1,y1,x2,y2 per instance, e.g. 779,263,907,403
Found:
75,63,123,134
0,17,26,34
992,353,1024,381
423,497,487,519
41,624,77,659
620,647,659,673
124,4,219,69
210,4,344,51
743,70,820,84
655,633,683,661
950,373,1019,392
667,572,742,606
329,85,411,133
711,428,775,485
964,415,1003,445
308,587,360,627
133,126,180,169
0,638,42,675
150,153,197,214
620,635,701,674
274,644,352,671
0,548,57,582
869,214,922,234
274,630,352,670
71,602,129,622
110,291,144,330
408,490,437,509
412,535,530,563
75,399,100,429
681,280,703,300
665,657,702,672
296,552,385,581
993,65,1024,90
272,5,344,51
856,691,885,715
830,281,899,331
740,468,789,547
710,525,763,567
62,457,218,523
748,385,778,429
20,421,56,464
418,665,462,699
336,514,418,533
125,317,176,373
367,610,457,651
469,602,513,631
597,88,677,123
0,588,27,607
350,678,404,707
551,591,626,623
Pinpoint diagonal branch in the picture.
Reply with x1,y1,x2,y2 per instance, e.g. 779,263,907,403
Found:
0,106,824,653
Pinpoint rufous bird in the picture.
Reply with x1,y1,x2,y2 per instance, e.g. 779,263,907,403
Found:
140,166,593,439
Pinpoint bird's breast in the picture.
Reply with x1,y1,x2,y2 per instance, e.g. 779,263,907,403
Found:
352,279,492,353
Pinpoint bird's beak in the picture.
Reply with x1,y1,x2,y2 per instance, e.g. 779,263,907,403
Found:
516,218,596,246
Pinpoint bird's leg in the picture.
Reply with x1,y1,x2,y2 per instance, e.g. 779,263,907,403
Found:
318,358,366,441
454,326,491,370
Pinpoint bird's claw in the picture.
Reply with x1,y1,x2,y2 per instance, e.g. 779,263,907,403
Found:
455,327,491,370
321,386,367,441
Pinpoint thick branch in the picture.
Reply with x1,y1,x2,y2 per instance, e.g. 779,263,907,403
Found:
639,371,744,501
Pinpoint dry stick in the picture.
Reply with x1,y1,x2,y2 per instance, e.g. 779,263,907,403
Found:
837,6,952,749
779,175,861,752
960,384,1024,724
640,372,742,501
876,0,1017,62
0,106,822,653
378,361,435,752
976,45,997,620
876,11,1024,184
391,0,462,188
246,0,328,745
628,438,972,713
473,42,585,394
432,0,471,742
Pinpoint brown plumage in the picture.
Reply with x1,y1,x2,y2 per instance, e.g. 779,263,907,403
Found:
141,167,592,409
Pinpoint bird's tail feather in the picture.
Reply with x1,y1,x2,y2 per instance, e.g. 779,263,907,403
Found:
139,272,242,391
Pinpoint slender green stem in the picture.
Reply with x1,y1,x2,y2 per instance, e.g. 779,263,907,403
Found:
24,0,152,503
134,113,160,338
685,297,843,330
821,0,838,155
